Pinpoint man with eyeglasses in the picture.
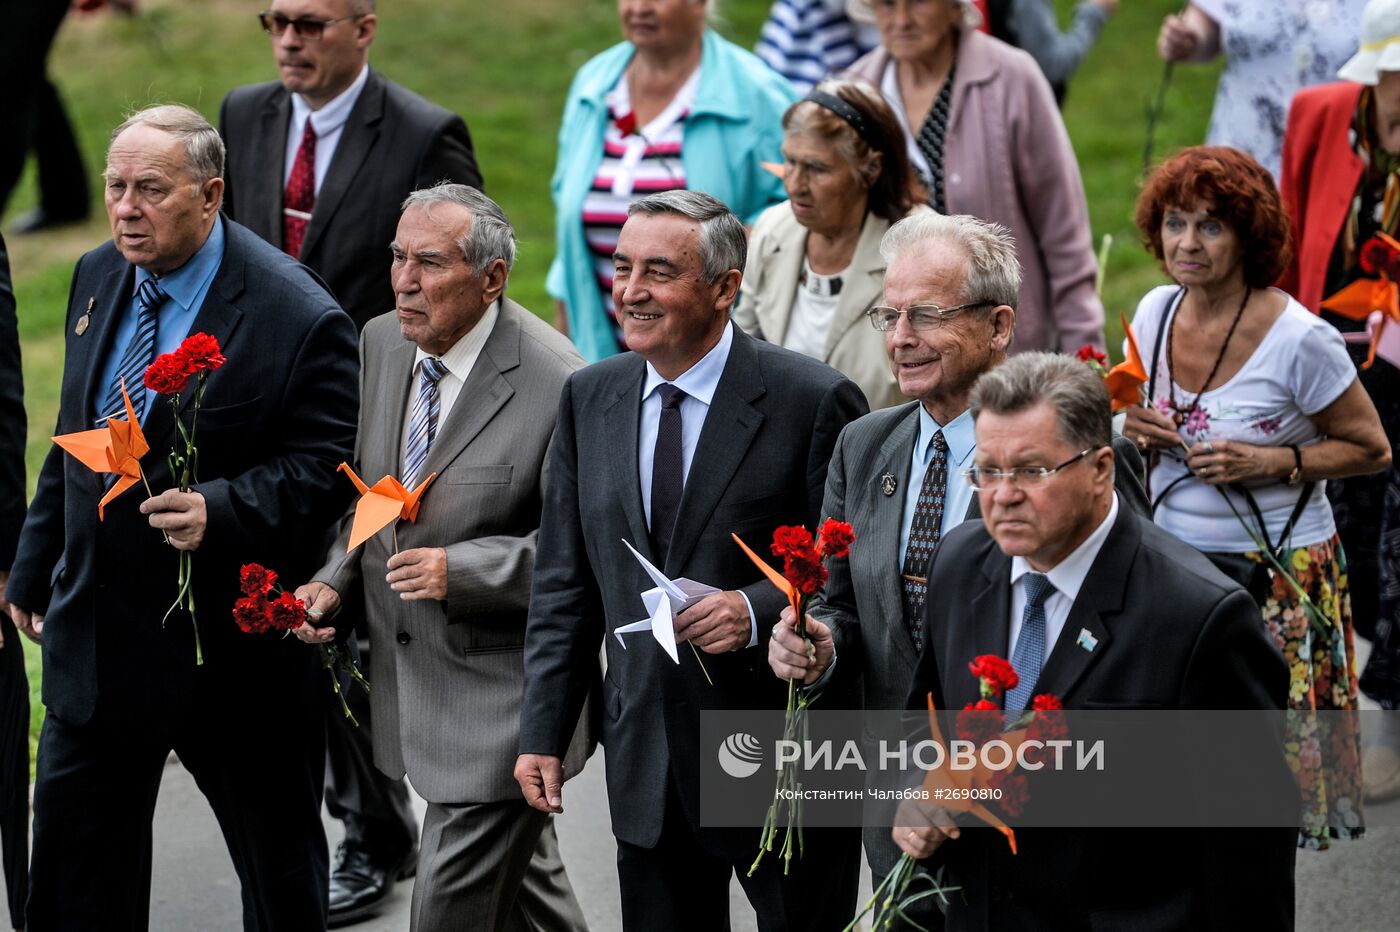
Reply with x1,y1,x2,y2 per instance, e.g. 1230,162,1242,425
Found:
219,2,482,925
767,211,1147,925
887,352,1295,931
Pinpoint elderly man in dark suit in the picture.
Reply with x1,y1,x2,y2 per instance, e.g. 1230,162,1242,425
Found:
891,352,1295,931
6,104,359,930
517,190,869,931
767,212,1149,926
0,232,28,932
293,184,590,932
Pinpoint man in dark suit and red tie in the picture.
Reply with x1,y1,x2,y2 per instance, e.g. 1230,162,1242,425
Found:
6,104,359,930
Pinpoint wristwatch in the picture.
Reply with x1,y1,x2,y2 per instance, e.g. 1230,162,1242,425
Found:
1286,444,1303,486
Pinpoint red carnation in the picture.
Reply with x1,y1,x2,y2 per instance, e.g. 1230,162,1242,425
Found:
239,563,278,598
785,552,828,596
1074,345,1107,365
771,525,815,558
968,655,1019,696
1360,237,1396,276
816,519,855,559
956,699,1003,745
233,596,270,634
1031,694,1063,711
614,111,638,136
177,332,225,373
988,770,1029,817
144,355,190,395
267,591,308,632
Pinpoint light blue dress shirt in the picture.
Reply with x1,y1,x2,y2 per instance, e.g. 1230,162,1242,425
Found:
94,217,226,424
897,405,977,564
636,324,758,645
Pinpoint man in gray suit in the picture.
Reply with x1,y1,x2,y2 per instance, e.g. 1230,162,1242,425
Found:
767,212,1148,925
518,190,869,930
294,184,589,932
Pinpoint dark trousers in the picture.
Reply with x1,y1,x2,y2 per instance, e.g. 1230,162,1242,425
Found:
323,632,416,855
27,686,328,931
0,0,89,220
615,780,860,932
0,614,27,930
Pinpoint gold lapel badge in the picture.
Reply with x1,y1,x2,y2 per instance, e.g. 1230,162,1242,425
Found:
75,297,95,336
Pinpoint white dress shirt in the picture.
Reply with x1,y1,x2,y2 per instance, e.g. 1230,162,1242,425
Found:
284,64,370,195
1008,492,1120,663
398,301,499,471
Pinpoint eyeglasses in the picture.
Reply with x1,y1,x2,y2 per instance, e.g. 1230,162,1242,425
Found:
867,302,993,331
962,447,1099,490
258,10,362,40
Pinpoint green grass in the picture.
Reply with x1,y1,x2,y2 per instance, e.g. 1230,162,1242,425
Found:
7,0,1216,761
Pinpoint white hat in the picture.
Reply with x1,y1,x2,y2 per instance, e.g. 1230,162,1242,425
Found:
845,0,982,30
1339,0,1400,85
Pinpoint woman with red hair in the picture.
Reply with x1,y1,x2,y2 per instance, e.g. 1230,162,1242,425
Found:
1125,145,1390,849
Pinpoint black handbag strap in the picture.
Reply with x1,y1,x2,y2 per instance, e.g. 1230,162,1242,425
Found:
1230,480,1316,559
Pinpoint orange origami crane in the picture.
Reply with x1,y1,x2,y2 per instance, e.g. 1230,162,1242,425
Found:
337,463,436,551
731,532,800,618
920,694,1019,854
52,380,148,520
1104,313,1147,412
1323,232,1400,370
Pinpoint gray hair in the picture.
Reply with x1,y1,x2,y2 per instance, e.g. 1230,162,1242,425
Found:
401,183,517,272
109,104,225,186
880,212,1021,308
627,190,746,283
969,352,1111,450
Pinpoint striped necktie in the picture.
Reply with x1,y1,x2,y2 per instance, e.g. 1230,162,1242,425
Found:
1006,572,1055,715
100,277,167,424
403,356,449,487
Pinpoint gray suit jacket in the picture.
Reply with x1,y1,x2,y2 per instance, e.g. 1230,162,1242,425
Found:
813,400,1150,875
315,299,591,805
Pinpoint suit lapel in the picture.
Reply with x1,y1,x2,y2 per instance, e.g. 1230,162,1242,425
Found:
869,403,921,665
949,549,1011,710
301,71,384,260
79,263,136,426
664,327,764,575
822,213,887,359
380,340,418,480
419,301,519,480
257,91,291,244
608,355,653,561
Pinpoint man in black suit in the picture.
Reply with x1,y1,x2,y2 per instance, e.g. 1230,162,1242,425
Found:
220,3,481,917
219,0,482,330
0,232,28,932
5,104,359,930
767,213,1149,924
890,352,1295,931
517,190,869,930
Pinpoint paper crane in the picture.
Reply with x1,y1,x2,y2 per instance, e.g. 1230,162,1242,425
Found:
1324,249,1400,370
919,694,1019,854
613,538,719,663
337,463,437,551
1104,313,1147,412
53,380,148,520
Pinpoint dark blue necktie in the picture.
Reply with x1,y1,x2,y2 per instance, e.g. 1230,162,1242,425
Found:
100,278,167,423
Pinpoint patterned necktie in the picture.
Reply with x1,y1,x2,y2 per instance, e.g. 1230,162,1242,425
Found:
1006,572,1055,715
403,357,449,488
900,430,948,650
100,277,167,424
914,66,956,214
283,119,317,258
650,384,686,566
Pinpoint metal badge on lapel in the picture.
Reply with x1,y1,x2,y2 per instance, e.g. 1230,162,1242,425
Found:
75,297,94,336
1076,628,1099,652
879,472,897,496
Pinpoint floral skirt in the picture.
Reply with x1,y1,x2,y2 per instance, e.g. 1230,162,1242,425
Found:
1251,534,1364,849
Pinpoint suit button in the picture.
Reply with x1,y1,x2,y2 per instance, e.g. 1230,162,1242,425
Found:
396,631,411,645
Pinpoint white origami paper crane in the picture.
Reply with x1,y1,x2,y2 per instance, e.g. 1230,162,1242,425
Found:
613,538,719,663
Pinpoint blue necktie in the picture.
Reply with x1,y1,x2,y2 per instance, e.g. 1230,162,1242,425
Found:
1006,572,1055,714
100,278,167,424
403,357,449,487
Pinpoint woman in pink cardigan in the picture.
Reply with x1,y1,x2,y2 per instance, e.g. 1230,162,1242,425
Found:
844,0,1104,353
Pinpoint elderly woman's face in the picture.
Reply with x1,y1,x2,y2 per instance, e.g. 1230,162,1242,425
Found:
781,130,871,235
1160,202,1243,290
1374,71,1400,155
618,0,706,53
872,0,961,64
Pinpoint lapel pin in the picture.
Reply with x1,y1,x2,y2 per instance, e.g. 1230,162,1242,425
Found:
880,472,897,496
75,297,94,336
1076,628,1099,652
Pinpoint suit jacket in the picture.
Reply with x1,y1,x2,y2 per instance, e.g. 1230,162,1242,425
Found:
903,509,1295,932
520,325,868,854
814,402,1149,875
0,232,23,570
315,300,592,804
6,220,359,724
733,203,917,410
219,68,483,330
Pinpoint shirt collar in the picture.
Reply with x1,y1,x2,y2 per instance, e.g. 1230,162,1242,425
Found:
412,299,500,379
916,405,975,467
1010,493,1120,604
138,215,224,313
291,63,370,136
642,322,734,407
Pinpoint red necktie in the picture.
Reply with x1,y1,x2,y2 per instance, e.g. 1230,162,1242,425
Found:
283,119,317,258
